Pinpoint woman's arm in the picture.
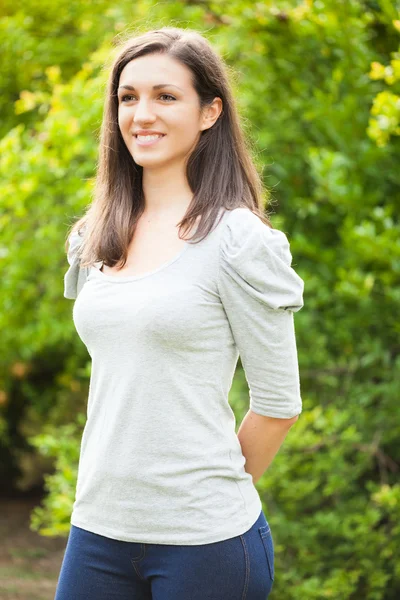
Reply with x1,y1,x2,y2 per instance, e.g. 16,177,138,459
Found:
237,410,299,485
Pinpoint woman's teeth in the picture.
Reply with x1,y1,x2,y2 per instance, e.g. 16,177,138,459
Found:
137,134,163,141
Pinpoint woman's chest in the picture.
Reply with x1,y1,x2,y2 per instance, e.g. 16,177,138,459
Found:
72,262,226,355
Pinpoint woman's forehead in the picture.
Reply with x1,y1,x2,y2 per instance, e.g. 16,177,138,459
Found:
119,54,192,89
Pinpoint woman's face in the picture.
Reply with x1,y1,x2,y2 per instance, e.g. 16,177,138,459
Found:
117,53,216,170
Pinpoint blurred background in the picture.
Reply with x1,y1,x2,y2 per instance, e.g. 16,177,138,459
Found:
1,1,399,599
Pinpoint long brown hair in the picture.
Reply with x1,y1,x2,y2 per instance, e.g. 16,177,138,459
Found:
66,26,273,268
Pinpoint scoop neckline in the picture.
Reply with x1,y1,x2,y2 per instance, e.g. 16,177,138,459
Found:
90,241,191,283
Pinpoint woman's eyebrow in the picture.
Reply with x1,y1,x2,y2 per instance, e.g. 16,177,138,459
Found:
118,84,184,92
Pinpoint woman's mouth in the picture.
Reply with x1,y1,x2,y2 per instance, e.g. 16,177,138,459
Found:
134,134,166,147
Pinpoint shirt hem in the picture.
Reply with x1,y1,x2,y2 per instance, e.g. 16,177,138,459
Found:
70,497,263,545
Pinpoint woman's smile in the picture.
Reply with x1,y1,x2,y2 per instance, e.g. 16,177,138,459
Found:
134,133,166,147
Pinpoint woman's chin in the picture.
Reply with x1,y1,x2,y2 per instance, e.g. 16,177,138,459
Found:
132,155,169,169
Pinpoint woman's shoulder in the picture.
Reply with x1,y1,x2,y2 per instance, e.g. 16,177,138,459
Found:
220,206,294,267
66,229,84,265
218,206,304,312
64,228,88,300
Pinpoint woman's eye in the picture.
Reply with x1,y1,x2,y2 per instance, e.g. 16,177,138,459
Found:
120,94,176,103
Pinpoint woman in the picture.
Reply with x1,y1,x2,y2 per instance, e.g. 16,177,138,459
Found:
56,26,304,600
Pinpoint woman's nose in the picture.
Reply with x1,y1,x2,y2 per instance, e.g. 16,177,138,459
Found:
133,99,156,123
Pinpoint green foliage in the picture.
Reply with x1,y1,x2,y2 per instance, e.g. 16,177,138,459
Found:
367,18,400,147
0,0,118,138
1,0,400,598
28,415,85,537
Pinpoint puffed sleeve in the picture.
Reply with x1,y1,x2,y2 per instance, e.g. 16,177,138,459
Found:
218,208,304,419
64,230,89,299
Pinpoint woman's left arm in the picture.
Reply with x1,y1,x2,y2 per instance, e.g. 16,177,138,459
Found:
237,410,299,485
217,208,305,482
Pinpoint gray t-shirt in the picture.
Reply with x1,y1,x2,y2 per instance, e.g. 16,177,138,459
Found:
64,206,304,545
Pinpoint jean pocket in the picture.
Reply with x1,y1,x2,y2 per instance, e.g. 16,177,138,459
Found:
258,525,274,581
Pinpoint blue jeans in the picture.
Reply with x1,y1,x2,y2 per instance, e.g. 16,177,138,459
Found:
54,509,274,599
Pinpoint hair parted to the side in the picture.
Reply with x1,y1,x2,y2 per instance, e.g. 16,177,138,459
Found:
65,26,274,269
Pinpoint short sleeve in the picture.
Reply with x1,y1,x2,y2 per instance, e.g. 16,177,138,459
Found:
218,208,304,419
64,230,89,299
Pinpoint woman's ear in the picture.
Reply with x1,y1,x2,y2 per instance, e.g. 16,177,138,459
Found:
200,97,223,132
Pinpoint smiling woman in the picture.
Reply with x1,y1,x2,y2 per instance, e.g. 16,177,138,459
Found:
60,25,304,600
